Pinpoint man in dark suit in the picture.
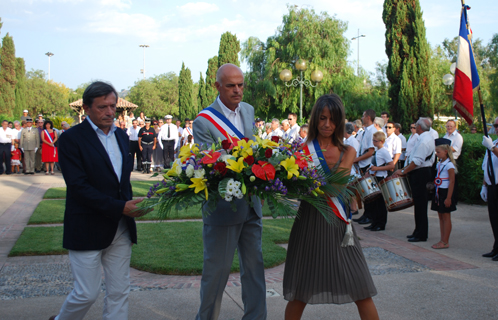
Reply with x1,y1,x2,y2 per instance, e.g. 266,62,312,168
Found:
49,81,149,320
193,64,267,320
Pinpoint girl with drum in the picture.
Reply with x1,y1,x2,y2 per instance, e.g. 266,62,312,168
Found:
366,132,394,231
431,138,457,249
283,94,379,320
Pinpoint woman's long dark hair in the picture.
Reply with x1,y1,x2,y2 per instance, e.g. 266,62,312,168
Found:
307,94,346,151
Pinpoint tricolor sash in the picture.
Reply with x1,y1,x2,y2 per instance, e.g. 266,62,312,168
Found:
197,107,244,142
44,129,57,157
303,139,350,224
434,159,449,204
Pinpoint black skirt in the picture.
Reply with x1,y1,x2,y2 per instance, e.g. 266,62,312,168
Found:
431,188,457,213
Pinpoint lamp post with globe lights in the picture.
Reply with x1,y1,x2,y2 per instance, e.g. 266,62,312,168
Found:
45,52,54,80
139,44,149,79
351,29,366,76
443,62,457,119
279,59,323,122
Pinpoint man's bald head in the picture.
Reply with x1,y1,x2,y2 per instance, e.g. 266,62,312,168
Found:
216,63,244,84
215,63,244,110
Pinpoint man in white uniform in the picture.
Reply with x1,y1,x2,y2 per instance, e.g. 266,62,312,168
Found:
443,119,463,160
384,121,402,171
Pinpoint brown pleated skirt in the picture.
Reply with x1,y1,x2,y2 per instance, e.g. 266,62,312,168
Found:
283,201,377,304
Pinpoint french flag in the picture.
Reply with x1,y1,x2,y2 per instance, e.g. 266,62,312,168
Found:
453,5,480,125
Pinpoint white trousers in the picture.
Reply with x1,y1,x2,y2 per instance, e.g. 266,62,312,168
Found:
56,224,132,320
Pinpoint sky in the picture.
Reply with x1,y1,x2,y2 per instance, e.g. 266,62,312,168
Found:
1,0,497,92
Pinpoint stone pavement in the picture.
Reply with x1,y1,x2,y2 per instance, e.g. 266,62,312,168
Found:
1,172,498,319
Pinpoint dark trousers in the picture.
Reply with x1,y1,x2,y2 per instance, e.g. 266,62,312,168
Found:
0,143,12,174
162,140,175,168
371,176,388,227
129,140,142,170
141,143,153,164
408,167,432,239
487,185,498,252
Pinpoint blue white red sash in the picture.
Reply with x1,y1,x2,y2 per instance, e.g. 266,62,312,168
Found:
44,129,57,157
434,159,449,203
303,139,350,224
196,107,244,142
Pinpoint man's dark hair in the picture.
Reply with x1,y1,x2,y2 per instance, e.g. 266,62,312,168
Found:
43,120,54,129
288,113,297,119
387,121,395,126
394,123,402,131
364,109,376,122
82,81,118,108
185,118,190,122
381,111,390,118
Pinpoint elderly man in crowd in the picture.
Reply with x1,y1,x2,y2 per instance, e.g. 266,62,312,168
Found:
0,120,15,175
267,118,283,140
481,116,498,261
20,117,39,175
443,119,463,160
299,124,308,141
373,117,384,132
281,119,291,141
394,118,435,242
354,119,364,143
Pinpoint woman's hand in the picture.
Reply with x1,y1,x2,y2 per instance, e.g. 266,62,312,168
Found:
444,198,451,208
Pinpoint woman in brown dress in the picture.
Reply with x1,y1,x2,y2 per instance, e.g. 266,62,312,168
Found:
283,94,379,320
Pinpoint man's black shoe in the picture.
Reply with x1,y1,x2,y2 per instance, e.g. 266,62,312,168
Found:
371,226,385,231
358,218,372,225
364,224,376,230
482,251,497,258
353,215,366,222
407,234,415,238
492,254,498,261
35,170,41,173
408,237,427,242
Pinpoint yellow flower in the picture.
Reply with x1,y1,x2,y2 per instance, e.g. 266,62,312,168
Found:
179,144,199,162
232,139,254,158
189,177,208,200
255,136,278,148
165,161,180,177
226,157,246,173
280,156,300,179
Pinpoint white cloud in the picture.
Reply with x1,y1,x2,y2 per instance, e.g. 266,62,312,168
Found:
100,0,131,9
176,2,219,17
87,11,161,41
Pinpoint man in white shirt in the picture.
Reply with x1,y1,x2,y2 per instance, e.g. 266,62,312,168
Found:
298,124,308,142
157,115,178,169
354,119,364,144
443,119,463,160
481,116,498,261
287,113,300,143
281,119,291,141
182,118,194,146
394,118,435,242
384,121,402,171
395,123,407,168
126,119,142,171
268,118,283,140
381,111,390,133
426,117,439,139
0,120,15,175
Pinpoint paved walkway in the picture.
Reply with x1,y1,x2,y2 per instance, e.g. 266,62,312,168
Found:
1,173,498,319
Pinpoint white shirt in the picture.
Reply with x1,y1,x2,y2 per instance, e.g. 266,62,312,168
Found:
182,126,194,145
406,131,435,168
405,133,419,159
0,127,14,143
384,133,402,160
177,126,184,138
430,127,439,139
443,130,463,159
87,116,122,181
282,128,291,141
398,133,407,160
370,147,392,178
288,123,300,143
358,124,376,168
126,126,140,141
157,123,179,150
218,96,244,134
483,139,498,185
345,135,360,157
268,128,283,139
435,158,455,189
355,128,364,144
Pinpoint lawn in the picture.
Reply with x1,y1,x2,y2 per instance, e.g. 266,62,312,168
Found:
10,219,295,275
28,200,276,224
42,181,157,199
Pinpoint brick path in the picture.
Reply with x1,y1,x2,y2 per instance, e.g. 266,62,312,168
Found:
0,183,477,291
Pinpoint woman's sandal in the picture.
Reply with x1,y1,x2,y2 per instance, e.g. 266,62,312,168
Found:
431,241,449,249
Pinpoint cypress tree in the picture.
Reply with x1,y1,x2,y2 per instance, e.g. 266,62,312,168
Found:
14,57,27,118
218,32,241,68
383,0,433,129
0,33,17,117
198,72,207,111
205,56,218,103
178,62,194,120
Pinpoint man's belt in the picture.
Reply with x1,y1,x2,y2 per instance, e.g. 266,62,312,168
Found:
141,141,154,145
162,139,175,142
0,142,11,145
130,140,139,142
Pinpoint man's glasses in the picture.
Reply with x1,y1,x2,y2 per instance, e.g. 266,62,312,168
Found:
288,119,292,121
410,126,416,129
386,126,394,129
493,124,498,128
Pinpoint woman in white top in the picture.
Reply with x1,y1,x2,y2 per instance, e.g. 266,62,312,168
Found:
405,123,419,159
365,131,394,231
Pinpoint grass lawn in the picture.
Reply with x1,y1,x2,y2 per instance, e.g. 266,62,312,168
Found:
42,181,157,199
10,219,294,275
28,201,276,224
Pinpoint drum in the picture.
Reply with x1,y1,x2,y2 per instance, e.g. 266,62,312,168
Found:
353,172,382,203
379,175,414,212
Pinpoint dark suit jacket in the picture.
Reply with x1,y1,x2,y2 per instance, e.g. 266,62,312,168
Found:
58,119,137,250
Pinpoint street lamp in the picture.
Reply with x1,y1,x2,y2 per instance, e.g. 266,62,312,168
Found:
443,62,457,119
279,59,323,122
45,52,54,80
351,29,366,76
139,44,149,79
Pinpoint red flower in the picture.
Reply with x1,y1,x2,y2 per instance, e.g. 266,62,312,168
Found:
271,136,280,143
221,139,232,150
251,161,276,181
213,162,227,176
293,152,309,170
265,148,273,158
200,150,221,164
242,137,250,143
244,155,255,166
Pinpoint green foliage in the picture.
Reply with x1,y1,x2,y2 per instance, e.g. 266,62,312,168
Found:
218,31,241,68
205,56,218,104
0,33,17,117
24,69,72,116
14,57,26,118
383,0,434,130
178,62,194,120
126,72,179,119
198,72,207,111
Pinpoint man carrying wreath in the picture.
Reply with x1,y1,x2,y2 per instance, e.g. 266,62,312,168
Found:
192,64,267,320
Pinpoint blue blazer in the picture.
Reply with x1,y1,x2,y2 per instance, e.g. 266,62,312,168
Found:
58,119,137,250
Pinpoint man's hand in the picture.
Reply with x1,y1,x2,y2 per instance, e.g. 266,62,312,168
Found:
139,146,143,152
482,136,494,150
392,169,404,177
481,185,488,202
123,198,152,218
